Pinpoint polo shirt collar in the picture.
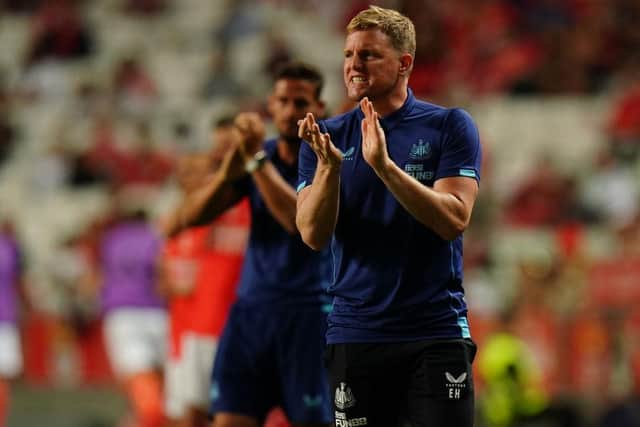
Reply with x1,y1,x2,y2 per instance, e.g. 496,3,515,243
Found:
356,88,416,132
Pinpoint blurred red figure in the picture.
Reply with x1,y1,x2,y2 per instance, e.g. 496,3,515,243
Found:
112,56,158,117
24,0,93,67
607,81,640,160
161,155,211,427
113,57,158,102
503,156,575,227
162,118,249,427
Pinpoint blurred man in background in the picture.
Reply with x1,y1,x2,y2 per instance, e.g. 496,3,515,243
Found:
162,118,249,427
0,219,27,427
94,199,167,427
162,153,213,427
172,61,332,427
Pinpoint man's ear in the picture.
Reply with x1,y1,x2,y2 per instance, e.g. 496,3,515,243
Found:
399,53,413,75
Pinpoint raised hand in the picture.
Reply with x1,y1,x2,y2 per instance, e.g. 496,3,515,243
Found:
218,138,246,182
234,112,266,159
360,97,389,173
298,112,343,168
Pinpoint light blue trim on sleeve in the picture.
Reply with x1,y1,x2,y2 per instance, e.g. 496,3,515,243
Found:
459,169,477,178
296,180,307,193
457,317,471,338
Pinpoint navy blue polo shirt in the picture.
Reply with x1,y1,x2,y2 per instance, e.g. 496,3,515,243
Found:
233,138,330,308
298,89,482,343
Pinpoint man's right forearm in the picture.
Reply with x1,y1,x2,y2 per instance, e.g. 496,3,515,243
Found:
296,165,340,251
178,172,236,231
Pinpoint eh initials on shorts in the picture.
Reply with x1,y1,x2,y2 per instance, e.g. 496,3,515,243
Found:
445,372,467,400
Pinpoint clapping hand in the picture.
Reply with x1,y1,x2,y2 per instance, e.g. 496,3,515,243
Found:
218,139,245,182
298,113,343,169
360,97,389,173
234,112,266,159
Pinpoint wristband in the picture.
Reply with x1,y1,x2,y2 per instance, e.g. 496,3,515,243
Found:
245,150,268,173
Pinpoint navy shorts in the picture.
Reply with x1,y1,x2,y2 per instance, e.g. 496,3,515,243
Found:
209,302,332,424
325,339,476,427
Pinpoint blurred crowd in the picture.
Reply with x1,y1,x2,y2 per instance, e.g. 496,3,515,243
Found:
1,0,640,427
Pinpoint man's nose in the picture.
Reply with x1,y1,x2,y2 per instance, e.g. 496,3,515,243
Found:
283,102,298,119
347,55,364,71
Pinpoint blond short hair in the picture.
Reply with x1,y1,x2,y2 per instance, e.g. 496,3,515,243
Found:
347,6,416,57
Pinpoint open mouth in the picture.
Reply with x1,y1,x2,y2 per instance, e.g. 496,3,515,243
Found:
350,76,368,84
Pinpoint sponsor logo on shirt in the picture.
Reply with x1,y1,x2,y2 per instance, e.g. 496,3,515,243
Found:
336,411,368,426
404,163,433,183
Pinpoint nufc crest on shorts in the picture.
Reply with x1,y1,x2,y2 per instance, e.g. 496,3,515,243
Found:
334,382,356,410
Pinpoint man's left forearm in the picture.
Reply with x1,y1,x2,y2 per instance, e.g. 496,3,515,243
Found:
375,161,476,241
